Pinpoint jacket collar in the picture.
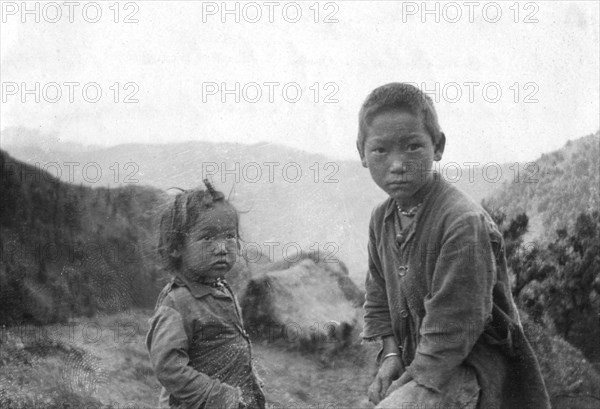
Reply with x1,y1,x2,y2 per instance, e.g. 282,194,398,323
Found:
383,172,443,221
171,274,231,299
384,172,445,252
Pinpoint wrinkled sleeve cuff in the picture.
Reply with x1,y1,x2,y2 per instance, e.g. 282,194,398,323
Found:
361,333,393,344
405,352,458,393
361,321,393,343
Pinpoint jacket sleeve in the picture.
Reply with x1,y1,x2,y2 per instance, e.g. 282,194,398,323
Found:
146,305,242,409
362,210,394,342
406,212,495,392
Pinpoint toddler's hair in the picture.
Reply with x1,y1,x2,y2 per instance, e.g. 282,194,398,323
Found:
157,180,238,270
357,82,443,159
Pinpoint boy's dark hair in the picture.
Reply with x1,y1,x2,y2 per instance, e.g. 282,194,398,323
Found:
356,82,443,160
158,180,238,270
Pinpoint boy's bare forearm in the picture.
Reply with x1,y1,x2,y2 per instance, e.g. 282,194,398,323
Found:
381,334,401,356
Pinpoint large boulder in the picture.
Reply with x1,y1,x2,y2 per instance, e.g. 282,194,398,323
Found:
241,256,360,349
250,252,364,306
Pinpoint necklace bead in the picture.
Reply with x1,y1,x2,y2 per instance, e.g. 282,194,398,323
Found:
397,202,422,217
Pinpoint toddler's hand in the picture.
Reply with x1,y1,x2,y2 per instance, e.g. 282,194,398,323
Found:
237,387,247,409
368,356,403,405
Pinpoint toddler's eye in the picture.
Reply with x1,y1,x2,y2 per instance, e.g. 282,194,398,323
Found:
407,144,422,152
372,147,386,154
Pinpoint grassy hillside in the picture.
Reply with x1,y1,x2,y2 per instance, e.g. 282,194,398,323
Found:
0,149,167,324
487,132,600,241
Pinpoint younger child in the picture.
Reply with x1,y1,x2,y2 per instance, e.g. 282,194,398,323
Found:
359,83,550,408
146,181,265,409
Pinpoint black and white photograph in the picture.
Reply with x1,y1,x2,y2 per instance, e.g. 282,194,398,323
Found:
1,1,599,408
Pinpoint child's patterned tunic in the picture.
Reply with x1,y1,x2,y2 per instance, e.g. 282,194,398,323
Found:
146,277,265,409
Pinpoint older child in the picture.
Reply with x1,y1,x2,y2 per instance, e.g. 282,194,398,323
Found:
146,181,265,409
359,83,550,408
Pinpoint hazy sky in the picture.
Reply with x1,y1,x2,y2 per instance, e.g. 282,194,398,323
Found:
1,1,598,164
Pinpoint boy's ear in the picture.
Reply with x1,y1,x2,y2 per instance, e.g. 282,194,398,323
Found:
434,132,446,161
357,141,368,168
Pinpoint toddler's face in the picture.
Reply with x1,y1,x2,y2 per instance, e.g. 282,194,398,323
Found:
363,109,443,206
179,202,238,281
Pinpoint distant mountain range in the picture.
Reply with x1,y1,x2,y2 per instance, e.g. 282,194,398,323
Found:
3,127,598,284
2,127,515,284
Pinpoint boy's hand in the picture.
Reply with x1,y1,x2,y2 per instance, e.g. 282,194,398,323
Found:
368,356,403,405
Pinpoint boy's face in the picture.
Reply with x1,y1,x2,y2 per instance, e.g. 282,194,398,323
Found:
179,202,238,281
362,109,444,206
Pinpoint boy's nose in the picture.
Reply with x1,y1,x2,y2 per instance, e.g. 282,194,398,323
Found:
389,157,406,174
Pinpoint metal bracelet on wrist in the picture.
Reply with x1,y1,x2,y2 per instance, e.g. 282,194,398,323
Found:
382,352,401,361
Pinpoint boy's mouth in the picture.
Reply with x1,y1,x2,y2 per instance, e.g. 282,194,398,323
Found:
387,180,411,187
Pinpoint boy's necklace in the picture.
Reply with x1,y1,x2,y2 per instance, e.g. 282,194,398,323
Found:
395,204,420,246
396,174,436,218
396,202,422,218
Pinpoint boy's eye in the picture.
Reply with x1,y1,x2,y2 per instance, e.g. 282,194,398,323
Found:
371,147,386,154
200,235,213,241
407,144,422,152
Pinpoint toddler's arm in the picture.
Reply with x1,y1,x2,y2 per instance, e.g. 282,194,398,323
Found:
146,305,243,409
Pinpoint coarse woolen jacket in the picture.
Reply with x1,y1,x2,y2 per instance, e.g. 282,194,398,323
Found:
363,173,550,409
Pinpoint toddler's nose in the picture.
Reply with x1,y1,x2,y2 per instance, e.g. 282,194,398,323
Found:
214,241,228,254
